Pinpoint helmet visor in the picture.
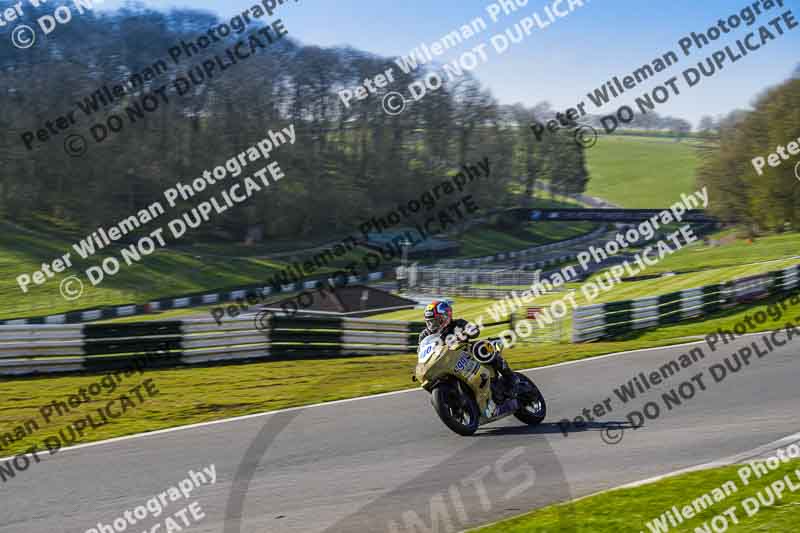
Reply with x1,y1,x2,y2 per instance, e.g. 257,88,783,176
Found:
425,314,447,332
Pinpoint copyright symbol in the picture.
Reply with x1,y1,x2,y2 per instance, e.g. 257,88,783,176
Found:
254,310,273,332
64,134,87,157
601,423,624,445
382,92,406,116
11,25,36,49
60,276,84,302
574,125,598,148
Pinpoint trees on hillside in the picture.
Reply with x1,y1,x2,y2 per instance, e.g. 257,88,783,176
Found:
0,5,590,241
698,78,800,232
580,111,697,138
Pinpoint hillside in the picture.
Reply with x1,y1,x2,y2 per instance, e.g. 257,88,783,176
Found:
585,135,701,208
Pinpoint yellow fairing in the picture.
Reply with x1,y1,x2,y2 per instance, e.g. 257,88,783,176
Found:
415,341,496,416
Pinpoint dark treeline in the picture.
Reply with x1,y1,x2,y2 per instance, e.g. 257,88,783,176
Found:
0,5,590,244
577,110,694,140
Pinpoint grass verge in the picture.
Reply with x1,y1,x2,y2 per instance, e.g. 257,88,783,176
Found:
2,292,799,458
0,224,289,321
473,458,800,532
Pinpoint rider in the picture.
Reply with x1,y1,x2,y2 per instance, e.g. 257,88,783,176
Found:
418,300,518,394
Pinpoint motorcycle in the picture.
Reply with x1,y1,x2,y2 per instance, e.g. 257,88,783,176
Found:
414,334,547,436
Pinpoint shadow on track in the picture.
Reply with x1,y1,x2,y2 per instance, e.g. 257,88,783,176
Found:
476,420,635,437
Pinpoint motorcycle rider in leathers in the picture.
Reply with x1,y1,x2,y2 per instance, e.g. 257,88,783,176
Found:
418,300,518,395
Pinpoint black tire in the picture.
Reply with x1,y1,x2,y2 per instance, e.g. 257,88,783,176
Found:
513,373,547,426
431,382,480,436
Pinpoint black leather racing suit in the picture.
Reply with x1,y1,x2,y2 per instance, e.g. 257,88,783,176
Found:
418,319,516,394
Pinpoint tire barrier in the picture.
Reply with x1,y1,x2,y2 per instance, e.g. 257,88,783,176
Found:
0,315,424,377
572,264,800,342
0,271,387,326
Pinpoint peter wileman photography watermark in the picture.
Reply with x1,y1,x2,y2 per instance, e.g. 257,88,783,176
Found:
530,114,599,149
19,2,298,155
535,0,794,137
640,441,800,533
210,156,491,326
337,0,593,116
750,133,800,176
3,1,35,50
83,464,216,533
0,351,163,484
10,0,101,50
558,292,800,447
479,187,710,338
5,0,102,51
15,125,295,302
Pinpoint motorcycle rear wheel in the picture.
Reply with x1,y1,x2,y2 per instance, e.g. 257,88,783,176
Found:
432,382,480,436
513,373,547,426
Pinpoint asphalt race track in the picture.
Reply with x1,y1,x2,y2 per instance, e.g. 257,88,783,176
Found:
3,331,799,533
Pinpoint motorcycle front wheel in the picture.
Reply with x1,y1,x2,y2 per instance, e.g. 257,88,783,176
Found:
431,382,480,436
513,373,547,426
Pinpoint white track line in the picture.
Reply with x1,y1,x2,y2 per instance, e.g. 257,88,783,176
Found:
466,431,800,532
0,328,785,462
618,431,800,489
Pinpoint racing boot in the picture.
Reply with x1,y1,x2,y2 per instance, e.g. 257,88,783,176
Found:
491,355,519,397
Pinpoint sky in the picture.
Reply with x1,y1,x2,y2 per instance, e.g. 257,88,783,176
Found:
91,0,800,126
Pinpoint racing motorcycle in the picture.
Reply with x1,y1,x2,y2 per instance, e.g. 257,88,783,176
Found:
414,334,547,436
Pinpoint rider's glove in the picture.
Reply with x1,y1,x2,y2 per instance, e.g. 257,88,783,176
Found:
463,323,479,338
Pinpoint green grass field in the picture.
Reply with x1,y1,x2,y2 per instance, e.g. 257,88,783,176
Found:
0,224,290,321
0,196,598,322
0,335,726,458
2,285,798,458
474,458,800,532
1,134,797,533
382,230,800,339
643,231,799,274
585,136,701,208
0,133,699,322
457,221,597,258
3,225,794,461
